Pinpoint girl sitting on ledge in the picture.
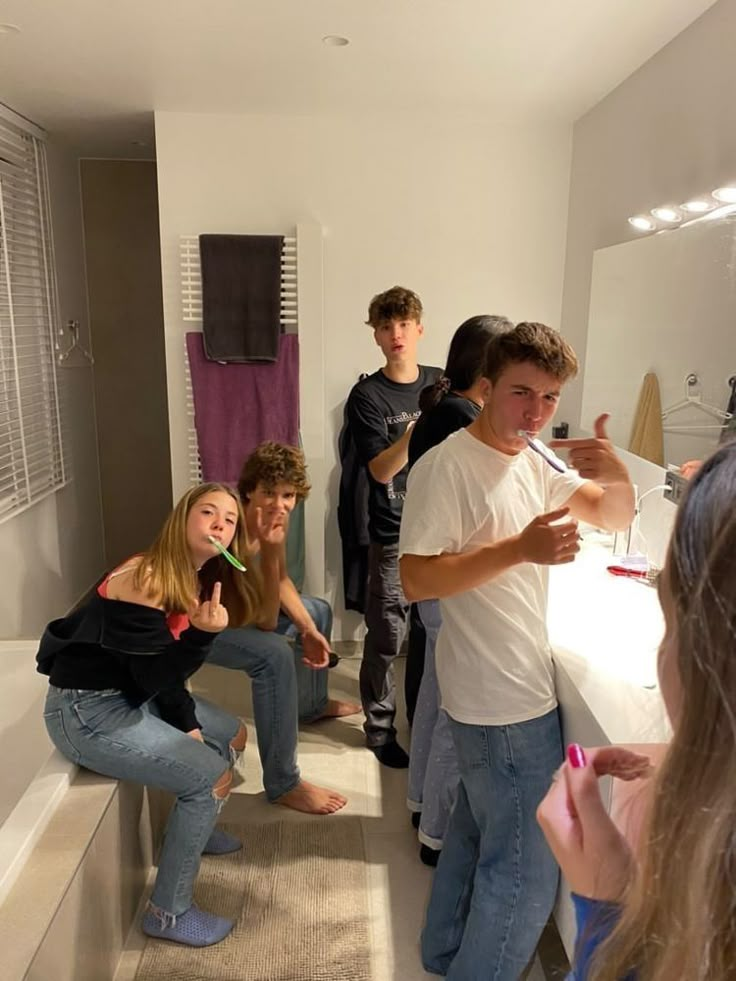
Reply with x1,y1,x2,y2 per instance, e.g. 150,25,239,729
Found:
36,482,272,947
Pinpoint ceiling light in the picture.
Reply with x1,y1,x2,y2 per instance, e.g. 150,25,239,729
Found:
322,35,349,47
713,186,736,203
628,216,656,232
0,24,20,35
650,207,682,223
681,200,713,213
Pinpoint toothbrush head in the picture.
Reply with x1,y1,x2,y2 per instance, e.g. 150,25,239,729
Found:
207,535,247,572
517,432,566,473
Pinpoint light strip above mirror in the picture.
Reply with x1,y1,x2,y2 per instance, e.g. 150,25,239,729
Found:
628,185,736,233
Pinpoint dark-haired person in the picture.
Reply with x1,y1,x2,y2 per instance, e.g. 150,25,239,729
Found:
206,442,358,815
346,286,441,768
400,323,635,979
407,315,513,468
406,314,513,866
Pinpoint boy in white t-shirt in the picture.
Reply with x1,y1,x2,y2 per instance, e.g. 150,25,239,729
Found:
399,322,635,980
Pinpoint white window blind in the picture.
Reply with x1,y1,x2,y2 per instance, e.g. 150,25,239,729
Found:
0,116,66,522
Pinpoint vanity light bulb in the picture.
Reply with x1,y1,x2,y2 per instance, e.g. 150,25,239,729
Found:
713,186,736,204
681,200,712,213
651,207,682,223
628,216,655,232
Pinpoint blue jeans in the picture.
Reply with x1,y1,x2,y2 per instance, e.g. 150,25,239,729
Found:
422,708,563,981
407,599,459,850
43,685,239,917
206,596,330,801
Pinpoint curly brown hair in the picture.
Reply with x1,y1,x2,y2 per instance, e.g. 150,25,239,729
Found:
366,286,423,328
237,442,311,502
484,321,578,383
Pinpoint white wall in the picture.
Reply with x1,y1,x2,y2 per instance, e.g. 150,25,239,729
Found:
154,110,572,638
0,138,105,638
560,0,736,428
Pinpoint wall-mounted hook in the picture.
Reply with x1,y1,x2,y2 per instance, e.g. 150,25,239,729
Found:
58,318,94,366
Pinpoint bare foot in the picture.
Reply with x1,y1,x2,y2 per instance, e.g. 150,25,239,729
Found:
276,780,347,815
307,699,362,722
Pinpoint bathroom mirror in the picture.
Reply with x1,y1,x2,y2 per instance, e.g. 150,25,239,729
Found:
581,212,736,468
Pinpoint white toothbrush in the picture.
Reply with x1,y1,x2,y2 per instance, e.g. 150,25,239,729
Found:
517,430,566,473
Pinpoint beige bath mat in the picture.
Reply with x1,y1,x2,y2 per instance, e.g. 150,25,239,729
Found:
135,817,371,981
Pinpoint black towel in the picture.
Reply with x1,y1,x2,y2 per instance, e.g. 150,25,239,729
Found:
199,234,284,363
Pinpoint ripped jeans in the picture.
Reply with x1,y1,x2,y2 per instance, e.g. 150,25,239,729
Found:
43,685,241,917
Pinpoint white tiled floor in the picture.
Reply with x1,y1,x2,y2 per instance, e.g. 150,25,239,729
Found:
117,654,548,980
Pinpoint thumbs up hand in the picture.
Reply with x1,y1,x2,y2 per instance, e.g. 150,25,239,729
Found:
549,413,629,486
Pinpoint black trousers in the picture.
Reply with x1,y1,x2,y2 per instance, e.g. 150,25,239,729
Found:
359,542,410,747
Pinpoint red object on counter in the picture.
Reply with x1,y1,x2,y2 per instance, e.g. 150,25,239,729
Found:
606,565,649,580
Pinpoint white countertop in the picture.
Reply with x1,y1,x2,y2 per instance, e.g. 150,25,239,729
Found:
548,539,671,745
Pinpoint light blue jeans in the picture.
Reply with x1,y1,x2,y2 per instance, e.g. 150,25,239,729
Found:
43,685,240,917
422,708,563,981
407,599,459,850
206,596,330,801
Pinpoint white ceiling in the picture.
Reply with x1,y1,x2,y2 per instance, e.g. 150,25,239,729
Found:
0,0,719,156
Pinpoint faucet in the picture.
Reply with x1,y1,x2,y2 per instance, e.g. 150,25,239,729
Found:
615,484,670,556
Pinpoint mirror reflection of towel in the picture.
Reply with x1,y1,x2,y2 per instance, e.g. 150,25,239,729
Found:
629,372,664,466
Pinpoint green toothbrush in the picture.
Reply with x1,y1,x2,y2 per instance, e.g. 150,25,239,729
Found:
207,535,247,572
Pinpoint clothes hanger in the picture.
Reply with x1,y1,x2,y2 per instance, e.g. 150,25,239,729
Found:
661,373,731,422
57,319,94,366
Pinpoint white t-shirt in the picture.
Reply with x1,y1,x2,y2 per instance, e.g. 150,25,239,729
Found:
399,428,585,726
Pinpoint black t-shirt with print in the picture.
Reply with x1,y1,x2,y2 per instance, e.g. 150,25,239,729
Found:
347,365,442,544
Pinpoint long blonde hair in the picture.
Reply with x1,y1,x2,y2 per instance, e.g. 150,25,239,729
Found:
132,482,261,627
591,442,736,981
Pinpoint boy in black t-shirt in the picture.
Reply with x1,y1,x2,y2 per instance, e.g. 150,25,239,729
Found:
346,286,441,767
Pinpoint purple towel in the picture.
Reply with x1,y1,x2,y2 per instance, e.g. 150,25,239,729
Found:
186,332,299,484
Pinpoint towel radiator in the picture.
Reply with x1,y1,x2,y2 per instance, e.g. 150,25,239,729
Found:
180,233,298,485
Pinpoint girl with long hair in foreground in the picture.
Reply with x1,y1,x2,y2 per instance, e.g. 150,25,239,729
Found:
538,441,736,979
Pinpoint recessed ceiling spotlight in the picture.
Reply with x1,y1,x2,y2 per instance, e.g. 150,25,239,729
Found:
681,199,713,214
713,186,736,203
628,215,656,232
0,24,21,35
322,35,349,47
651,206,682,223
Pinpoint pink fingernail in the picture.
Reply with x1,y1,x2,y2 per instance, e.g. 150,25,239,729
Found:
567,744,586,769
